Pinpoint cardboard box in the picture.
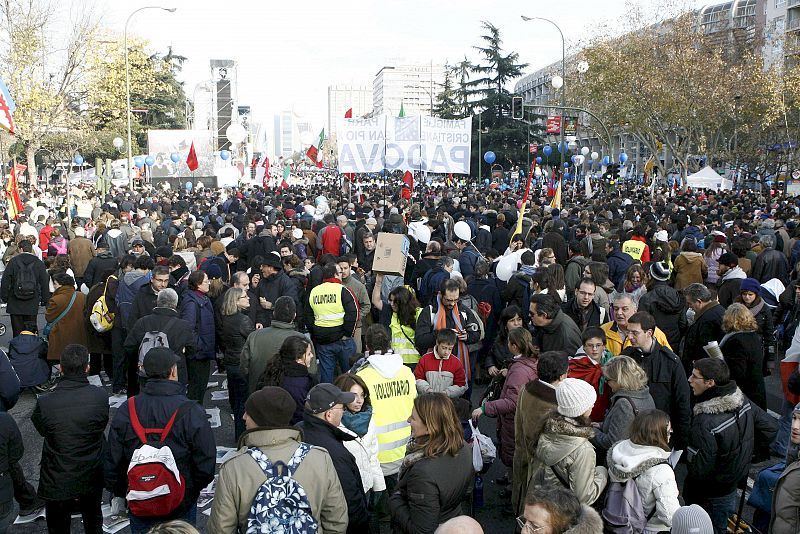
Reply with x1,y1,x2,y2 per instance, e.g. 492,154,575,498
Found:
372,232,410,275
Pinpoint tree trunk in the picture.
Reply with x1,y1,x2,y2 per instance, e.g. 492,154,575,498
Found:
25,144,38,185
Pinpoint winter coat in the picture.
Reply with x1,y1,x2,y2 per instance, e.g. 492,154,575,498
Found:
606,250,632,289
0,350,19,413
742,297,775,367
31,376,109,500
340,415,386,494
466,277,503,344
720,330,767,409
607,439,680,532
485,356,538,467
685,382,777,502
82,251,118,289
681,302,725,376
67,236,95,278
255,271,301,327
45,285,87,361
561,297,606,332
601,322,672,356
717,266,747,307
562,505,604,534
512,379,557,515
217,311,254,367
620,341,692,451
388,443,474,534
124,307,197,383
414,351,467,398
770,451,800,534
104,228,128,259
529,412,608,505
568,351,613,422
565,255,590,292
240,321,315,395
342,275,370,329
8,331,49,387
414,301,481,356
0,252,50,315
704,247,725,284
672,251,707,290
207,428,348,534
637,282,688,351
129,282,158,330
0,412,23,508
298,412,369,533
531,309,582,355
752,248,789,285
591,387,656,454
84,280,113,355
275,362,315,425
179,289,216,360
486,334,514,370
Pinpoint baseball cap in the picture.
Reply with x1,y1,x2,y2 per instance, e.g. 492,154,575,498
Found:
306,383,355,414
142,347,179,378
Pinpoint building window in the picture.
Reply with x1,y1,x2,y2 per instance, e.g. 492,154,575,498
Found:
777,0,786,8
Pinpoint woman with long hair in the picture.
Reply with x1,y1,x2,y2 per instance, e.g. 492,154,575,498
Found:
473,328,539,482
736,278,774,380
607,410,681,533
620,264,648,303
389,393,473,534
179,270,216,402
485,305,525,376
173,236,198,272
258,336,316,424
720,302,767,409
672,237,707,290
333,373,385,496
217,287,254,440
372,281,422,368
540,263,567,302
704,236,728,285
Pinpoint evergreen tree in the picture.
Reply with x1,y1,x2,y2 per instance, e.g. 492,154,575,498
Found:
433,64,460,119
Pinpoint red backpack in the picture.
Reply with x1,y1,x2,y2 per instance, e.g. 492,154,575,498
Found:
125,397,189,517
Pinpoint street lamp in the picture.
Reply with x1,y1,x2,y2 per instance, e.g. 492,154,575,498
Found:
477,112,490,186
125,6,177,190
521,15,566,172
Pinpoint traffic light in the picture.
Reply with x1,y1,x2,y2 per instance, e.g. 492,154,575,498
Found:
511,96,524,120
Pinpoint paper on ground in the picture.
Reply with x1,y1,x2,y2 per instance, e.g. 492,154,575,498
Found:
206,407,221,428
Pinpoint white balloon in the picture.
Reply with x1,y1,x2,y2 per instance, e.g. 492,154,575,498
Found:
580,147,590,156
496,250,526,282
454,221,472,242
112,137,124,149
551,75,564,89
534,167,542,177
591,151,599,161
225,123,247,144
575,155,584,165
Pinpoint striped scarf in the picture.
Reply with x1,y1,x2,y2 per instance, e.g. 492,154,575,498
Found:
434,294,471,381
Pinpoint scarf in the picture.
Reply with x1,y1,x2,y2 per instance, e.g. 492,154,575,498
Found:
520,264,536,276
342,405,373,437
399,437,426,479
434,294,471,381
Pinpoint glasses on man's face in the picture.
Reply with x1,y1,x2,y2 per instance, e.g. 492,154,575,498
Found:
442,297,458,305
516,516,544,533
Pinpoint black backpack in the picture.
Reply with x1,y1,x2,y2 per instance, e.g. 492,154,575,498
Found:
14,262,37,300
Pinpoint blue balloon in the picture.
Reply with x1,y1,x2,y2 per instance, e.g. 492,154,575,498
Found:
483,151,496,164
220,150,230,161
542,145,553,157
619,152,629,164
145,156,155,167
602,156,611,166
134,156,145,168
571,155,578,164
484,178,490,185
563,162,570,169
557,141,568,154
185,181,193,191
170,152,180,163
73,155,83,166
535,156,542,164
587,160,593,167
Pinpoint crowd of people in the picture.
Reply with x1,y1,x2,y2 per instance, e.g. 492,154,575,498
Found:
0,174,797,534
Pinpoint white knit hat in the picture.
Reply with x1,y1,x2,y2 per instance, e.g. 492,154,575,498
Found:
671,505,713,534
556,378,597,418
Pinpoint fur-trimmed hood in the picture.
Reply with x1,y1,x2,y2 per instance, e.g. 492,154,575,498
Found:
607,439,671,481
537,412,595,467
693,382,744,416
564,504,604,534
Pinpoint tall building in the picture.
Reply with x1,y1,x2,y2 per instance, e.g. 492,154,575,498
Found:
373,62,446,117
328,85,372,136
273,111,295,159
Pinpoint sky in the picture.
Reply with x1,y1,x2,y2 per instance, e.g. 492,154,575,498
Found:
84,0,709,133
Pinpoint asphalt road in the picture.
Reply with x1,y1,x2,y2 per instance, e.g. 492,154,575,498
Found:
1,308,788,533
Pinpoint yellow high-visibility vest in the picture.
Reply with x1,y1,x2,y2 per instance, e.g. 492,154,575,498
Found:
309,282,346,327
357,364,417,474
390,308,422,364
622,239,646,261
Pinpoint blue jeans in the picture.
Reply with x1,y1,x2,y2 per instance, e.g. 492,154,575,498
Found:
316,338,356,384
706,491,738,534
128,504,197,534
227,364,248,442
773,399,794,459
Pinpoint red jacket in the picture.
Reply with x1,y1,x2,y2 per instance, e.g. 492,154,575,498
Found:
414,350,467,398
320,223,342,256
568,353,613,422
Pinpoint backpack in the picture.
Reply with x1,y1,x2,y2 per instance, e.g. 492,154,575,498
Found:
138,318,177,373
125,397,189,517
13,261,38,300
90,276,116,333
601,462,666,534
245,444,319,534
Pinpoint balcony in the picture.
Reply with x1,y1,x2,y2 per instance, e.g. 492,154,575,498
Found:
789,0,800,9
789,18,800,32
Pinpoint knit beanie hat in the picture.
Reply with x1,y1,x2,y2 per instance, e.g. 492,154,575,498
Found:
245,387,296,428
671,505,713,534
740,277,761,294
650,262,670,282
556,378,597,418
718,252,738,268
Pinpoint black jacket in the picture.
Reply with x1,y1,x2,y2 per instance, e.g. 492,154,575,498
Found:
0,412,23,506
752,248,789,285
720,331,767,409
256,271,301,327
414,301,481,356
685,382,777,501
681,303,726,376
129,282,158,330
561,297,604,332
637,282,688,351
104,379,216,514
298,412,368,533
531,309,583,355
621,341,692,451
0,252,50,315
124,307,197,381
217,311,254,367
83,251,118,289
7,332,48,388
389,443,474,534
32,376,109,500
501,272,531,310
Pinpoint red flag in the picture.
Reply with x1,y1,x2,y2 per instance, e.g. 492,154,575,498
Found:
186,142,199,172
344,108,353,118
280,179,289,190
6,164,24,219
403,170,413,191
262,156,270,189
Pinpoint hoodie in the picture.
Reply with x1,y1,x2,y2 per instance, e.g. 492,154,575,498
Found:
717,266,747,307
673,251,707,290
637,282,687,351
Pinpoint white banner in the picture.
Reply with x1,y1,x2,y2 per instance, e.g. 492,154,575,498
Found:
337,114,472,174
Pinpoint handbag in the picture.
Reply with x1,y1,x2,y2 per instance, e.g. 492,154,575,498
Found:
747,462,785,512
41,291,77,340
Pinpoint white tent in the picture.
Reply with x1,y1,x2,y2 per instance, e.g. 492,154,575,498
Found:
686,166,733,191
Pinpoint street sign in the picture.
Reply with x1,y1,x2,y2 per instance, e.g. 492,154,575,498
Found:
793,170,800,179
546,116,561,134
529,143,538,154
563,116,578,137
